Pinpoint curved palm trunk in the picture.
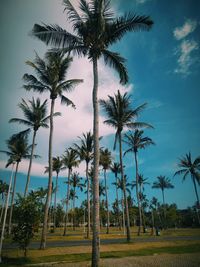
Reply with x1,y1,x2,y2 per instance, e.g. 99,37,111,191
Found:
53,172,59,232
86,162,91,239
0,197,5,225
8,161,19,235
115,175,121,230
192,175,200,225
104,169,110,234
119,132,131,241
40,98,55,249
24,130,37,197
91,57,100,267
134,152,142,236
0,163,14,263
63,168,71,236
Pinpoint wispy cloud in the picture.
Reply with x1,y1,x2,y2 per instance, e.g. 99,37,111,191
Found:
175,39,199,75
173,19,197,40
136,0,150,4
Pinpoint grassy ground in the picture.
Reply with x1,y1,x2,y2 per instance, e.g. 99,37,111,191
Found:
2,227,200,266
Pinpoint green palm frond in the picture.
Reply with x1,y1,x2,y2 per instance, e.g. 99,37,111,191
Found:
107,13,153,45
63,0,83,23
60,95,75,108
102,50,128,84
31,23,81,48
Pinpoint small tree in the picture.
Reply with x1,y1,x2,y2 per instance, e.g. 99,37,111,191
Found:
12,194,41,257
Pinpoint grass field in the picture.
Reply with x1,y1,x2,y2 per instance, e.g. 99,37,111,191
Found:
2,227,200,266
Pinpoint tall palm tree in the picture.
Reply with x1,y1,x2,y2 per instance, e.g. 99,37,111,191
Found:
45,156,63,231
99,148,112,234
31,1,153,264
152,175,174,221
124,129,154,235
23,51,82,249
70,172,83,230
9,98,55,196
100,90,152,240
74,132,93,238
0,131,37,235
0,158,15,263
110,162,121,229
62,148,79,235
174,152,200,224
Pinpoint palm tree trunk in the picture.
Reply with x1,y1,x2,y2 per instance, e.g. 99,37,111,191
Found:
0,197,5,225
119,132,131,241
8,161,19,235
134,152,142,236
0,163,14,263
40,98,55,249
91,56,100,267
86,162,91,239
115,175,121,230
192,175,200,225
73,187,76,231
104,169,110,234
63,168,71,236
121,192,126,235
151,209,155,235
53,173,59,232
24,130,37,197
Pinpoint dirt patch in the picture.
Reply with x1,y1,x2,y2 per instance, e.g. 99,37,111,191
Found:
55,253,200,267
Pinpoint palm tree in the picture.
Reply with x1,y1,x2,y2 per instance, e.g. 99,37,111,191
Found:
45,156,63,231
62,148,79,235
74,132,93,238
0,158,15,263
23,51,82,249
124,129,154,235
99,148,112,234
110,162,121,229
31,1,153,264
9,98,55,196
100,90,152,240
0,131,37,235
152,176,174,222
174,152,200,224
70,172,83,230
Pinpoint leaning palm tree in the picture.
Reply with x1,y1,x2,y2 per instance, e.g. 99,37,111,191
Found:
62,148,79,235
73,132,93,238
31,1,153,264
152,175,174,221
99,148,112,234
124,130,154,235
174,152,200,224
110,162,121,229
9,98,57,196
0,131,37,235
23,51,83,249
100,90,152,240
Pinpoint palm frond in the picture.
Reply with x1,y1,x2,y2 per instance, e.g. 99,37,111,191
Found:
31,23,81,48
60,95,76,108
9,118,33,127
63,0,83,23
107,13,153,45
102,50,128,84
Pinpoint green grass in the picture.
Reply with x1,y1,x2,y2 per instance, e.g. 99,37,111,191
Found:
2,243,200,267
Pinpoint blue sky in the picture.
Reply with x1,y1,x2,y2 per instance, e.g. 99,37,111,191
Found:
0,0,200,210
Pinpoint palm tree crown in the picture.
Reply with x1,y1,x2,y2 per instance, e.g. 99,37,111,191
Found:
174,152,200,206
100,90,152,149
31,0,153,84
9,98,51,131
23,51,83,105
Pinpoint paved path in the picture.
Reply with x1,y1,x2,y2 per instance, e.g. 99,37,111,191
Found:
3,235,200,250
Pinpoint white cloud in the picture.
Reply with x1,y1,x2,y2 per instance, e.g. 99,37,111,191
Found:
175,39,199,75
136,0,150,4
173,19,197,40
0,56,134,174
